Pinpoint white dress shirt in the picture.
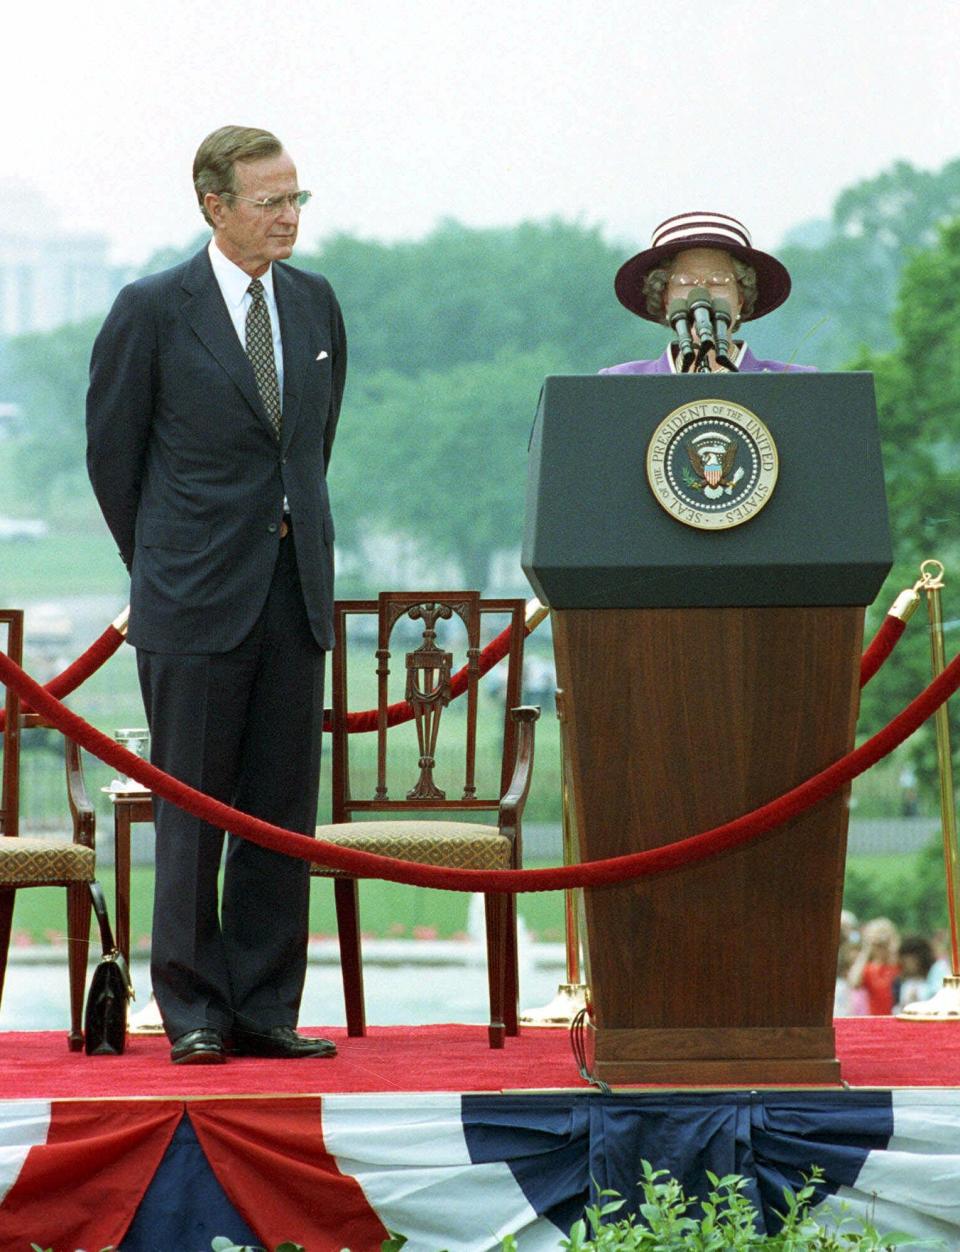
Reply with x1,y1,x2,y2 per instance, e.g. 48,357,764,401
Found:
208,237,285,403
208,238,290,514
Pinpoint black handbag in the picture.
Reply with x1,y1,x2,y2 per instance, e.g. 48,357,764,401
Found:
84,879,133,1056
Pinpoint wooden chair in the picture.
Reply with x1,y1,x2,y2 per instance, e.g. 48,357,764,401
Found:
0,609,95,1050
311,592,539,1047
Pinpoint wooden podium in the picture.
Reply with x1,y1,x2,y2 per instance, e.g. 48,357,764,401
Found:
522,373,892,1084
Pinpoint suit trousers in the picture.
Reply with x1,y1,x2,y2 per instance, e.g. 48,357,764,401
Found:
136,531,325,1041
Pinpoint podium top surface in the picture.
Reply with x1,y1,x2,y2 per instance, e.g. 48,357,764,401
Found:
522,372,892,609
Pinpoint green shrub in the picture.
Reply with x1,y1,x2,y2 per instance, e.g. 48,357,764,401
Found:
382,1161,940,1251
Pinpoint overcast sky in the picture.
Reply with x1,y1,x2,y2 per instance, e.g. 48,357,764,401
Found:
5,0,959,264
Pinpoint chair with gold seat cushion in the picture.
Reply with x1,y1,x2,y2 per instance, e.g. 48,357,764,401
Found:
311,592,539,1047
314,821,513,870
0,609,96,1050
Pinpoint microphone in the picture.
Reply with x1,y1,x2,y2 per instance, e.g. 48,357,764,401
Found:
713,298,738,370
667,298,695,371
687,287,716,361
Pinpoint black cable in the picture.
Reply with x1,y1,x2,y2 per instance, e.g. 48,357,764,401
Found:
569,1007,611,1094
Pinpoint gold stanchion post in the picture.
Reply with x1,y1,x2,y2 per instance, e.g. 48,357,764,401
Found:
518,672,588,1026
900,560,960,1020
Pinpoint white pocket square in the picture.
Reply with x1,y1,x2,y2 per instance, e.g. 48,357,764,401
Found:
316,350,329,361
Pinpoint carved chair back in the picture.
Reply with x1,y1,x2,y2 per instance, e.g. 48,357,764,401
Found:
330,593,526,824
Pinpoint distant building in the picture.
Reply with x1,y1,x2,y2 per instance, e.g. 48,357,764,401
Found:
0,231,131,337
0,181,132,337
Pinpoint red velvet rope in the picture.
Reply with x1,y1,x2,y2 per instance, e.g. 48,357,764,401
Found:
1,643,957,894
0,616,511,739
860,614,907,688
1,603,898,744
331,605,902,735
0,625,126,732
322,621,516,734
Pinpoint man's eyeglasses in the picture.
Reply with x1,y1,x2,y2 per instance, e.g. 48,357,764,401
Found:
220,190,312,215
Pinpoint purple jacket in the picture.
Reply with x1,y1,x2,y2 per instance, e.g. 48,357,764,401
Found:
600,345,815,375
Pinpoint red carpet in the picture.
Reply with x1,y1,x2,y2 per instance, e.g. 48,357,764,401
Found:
3,1017,960,1100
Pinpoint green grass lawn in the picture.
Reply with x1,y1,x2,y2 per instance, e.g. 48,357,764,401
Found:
0,531,128,601
9,864,568,948
8,849,927,950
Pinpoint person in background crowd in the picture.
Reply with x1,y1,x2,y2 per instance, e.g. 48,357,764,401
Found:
929,930,952,991
834,909,861,1017
895,935,937,1010
898,765,920,817
847,917,901,1015
839,909,859,946
835,941,857,1018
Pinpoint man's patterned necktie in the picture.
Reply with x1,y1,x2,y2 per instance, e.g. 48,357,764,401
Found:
245,279,282,439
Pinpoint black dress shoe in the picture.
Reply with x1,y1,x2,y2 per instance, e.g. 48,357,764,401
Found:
232,1025,337,1059
170,1027,226,1065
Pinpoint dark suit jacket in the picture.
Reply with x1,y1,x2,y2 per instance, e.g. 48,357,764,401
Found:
86,247,346,653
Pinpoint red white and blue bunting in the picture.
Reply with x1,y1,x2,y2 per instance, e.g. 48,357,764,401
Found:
1,1089,959,1249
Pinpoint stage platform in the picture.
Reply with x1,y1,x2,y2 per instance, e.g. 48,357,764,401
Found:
2,1019,960,1250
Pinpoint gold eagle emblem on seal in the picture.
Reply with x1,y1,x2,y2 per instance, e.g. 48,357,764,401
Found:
645,399,779,531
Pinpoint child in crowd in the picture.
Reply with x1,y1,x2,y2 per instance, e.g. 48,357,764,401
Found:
896,934,938,1010
846,917,900,1015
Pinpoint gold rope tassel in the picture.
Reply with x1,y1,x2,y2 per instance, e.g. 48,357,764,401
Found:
900,560,960,1020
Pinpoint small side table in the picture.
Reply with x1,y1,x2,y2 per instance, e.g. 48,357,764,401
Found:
103,788,153,968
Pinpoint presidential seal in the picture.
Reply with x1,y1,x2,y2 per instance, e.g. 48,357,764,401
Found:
645,399,779,531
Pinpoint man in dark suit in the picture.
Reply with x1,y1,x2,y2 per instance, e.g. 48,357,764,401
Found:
86,125,346,1064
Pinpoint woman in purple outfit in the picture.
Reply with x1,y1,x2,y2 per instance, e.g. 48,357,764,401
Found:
602,211,814,375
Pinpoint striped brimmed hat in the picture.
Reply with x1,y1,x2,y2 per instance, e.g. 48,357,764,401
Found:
614,211,792,323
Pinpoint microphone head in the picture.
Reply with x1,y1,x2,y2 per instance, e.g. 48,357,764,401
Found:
713,298,732,323
666,297,689,325
687,286,713,311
